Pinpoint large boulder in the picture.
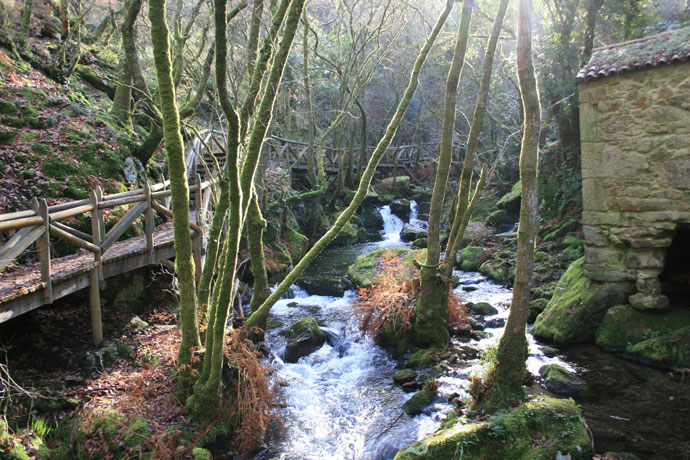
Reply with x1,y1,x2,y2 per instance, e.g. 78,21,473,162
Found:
402,389,437,416
532,258,634,345
458,246,489,272
390,199,411,220
496,180,522,216
297,276,350,297
395,397,593,460
359,205,384,231
479,260,506,284
347,248,412,289
282,318,326,363
400,223,427,242
539,364,585,396
595,305,690,351
486,209,515,232
345,189,379,206
626,325,690,368
285,226,309,263
378,176,410,202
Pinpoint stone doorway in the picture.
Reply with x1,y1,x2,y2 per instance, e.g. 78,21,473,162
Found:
660,224,690,308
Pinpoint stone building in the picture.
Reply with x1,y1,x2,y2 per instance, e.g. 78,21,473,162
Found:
577,26,690,312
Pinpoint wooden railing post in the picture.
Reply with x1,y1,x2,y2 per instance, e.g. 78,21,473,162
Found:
89,267,103,347
90,188,104,281
144,181,155,265
193,174,203,286
33,198,52,304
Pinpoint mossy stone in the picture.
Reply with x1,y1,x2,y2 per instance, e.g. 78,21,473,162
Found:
539,364,585,396
192,448,213,460
532,258,634,345
486,209,515,231
411,237,427,249
347,247,411,289
285,225,309,262
626,325,690,368
479,260,505,284
282,318,325,363
359,205,384,230
469,302,498,316
392,368,417,385
496,180,522,215
395,397,593,460
332,221,360,246
459,246,488,272
595,305,690,350
406,348,441,369
528,298,548,323
402,389,436,416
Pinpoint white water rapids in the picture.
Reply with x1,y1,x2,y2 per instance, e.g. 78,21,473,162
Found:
254,203,572,460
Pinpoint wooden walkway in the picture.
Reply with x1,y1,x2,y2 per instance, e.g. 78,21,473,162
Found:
0,133,219,347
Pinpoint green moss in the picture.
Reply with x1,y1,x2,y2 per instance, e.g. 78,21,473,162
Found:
459,246,488,272
0,100,16,115
563,237,584,248
402,389,437,416
122,416,150,445
0,128,18,146
496,180,521,215
32,143,52,156
395,397,593,460
193,447,213,460
626,325,690,368
412,237,428,249
595,306,690,350
285,225,309,262
479,259,505,284
332,220,360,246
347,247,410,289
406,348,443,369
532,258,634,345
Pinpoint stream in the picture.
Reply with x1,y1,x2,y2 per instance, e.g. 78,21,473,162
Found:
253,202,570,460
253,202,690,460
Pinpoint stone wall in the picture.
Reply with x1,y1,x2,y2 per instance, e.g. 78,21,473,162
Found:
580,61,690,310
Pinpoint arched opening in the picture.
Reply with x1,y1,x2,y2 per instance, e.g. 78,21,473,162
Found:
660,224,690,308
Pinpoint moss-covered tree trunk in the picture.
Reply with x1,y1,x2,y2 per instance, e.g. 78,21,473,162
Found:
486,0,540,403
20,0,32,45
415,3,472,347
148,0,200,370
443,0,510,279
244,0,455,334
111,0,143,128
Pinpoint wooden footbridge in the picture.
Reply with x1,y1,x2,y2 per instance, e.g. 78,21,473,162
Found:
263,136,437,175
0,130,436,347
0,135,219,347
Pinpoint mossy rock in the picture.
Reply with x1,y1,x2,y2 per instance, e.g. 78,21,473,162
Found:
285,225,309,262
192,447,213,460
345,189,379,206
542,219,579,242
534,250,548,262
282,318,325,363
405,348,441,369
298,276,349,297
402,389,437,416
390,198,411,220
360,205,384,230
539,364,585,396
378,175,410,200
528,298,548,323
469,302,499,316
332,221,360,246
459,246,489,272
496,180,521,215
411,237,427,249
395,397,593,460
347,247,411,289
595,305,690,351
626,325,690,368
479,260,505,284
563,237,584,248
486,209,515,232
532,258,634,345
392,368,417,385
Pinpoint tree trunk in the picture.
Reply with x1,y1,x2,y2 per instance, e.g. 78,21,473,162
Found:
415,3,473,347
20,0,32,44
485,0,541,405
244,0,455,334
443,0,510,279
581,0,603,65
148,0,200,372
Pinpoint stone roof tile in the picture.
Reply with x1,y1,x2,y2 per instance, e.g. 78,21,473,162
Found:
577,26,690,82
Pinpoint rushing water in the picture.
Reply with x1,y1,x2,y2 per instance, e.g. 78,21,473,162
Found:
255,203,570,460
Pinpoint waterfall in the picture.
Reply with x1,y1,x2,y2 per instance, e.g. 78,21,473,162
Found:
379,205,404,244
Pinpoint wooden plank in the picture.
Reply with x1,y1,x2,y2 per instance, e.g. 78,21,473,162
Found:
101,201,148,253
89,268,103,347
53,221,93,243
0,216,44,232
144,182,155,265
0,225,45,272
151,202,202,234
49,224,100,253
98,194,146,209
49,204,94,222
36,199,52,304
0,210,36,223
90,188,104,282
48,199,90,213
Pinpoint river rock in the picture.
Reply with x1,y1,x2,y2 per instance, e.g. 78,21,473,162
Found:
539,364,585,396
496,180,522,216
282,318,325,363
402,389,436,416
468,302,498,316
532,258,634,345
392,368,417,385
595,305,690,351
528,298,548,323
485,317,506,328
297,276,349,297
411,237,427,249
394,397,593,460
359,205,384,231
627,325,690,368
458,246,489,272
378,176,410,202
468,317,485,331
400,223,427,242
486,209,515,232
479,260,505,284
390,199,410,220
